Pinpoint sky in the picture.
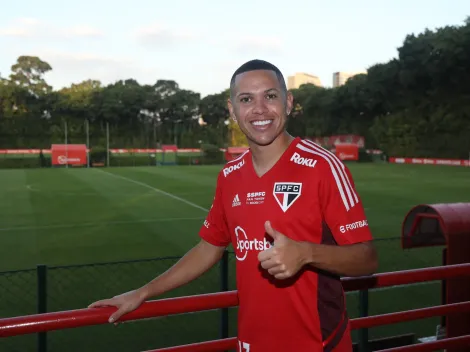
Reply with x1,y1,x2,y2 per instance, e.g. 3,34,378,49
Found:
1,0,469,98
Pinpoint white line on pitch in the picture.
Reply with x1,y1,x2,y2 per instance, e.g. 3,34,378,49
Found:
24,184,209,197
0,217,205,232
94,169,209,212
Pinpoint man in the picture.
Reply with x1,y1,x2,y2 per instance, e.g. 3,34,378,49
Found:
89,59,378,351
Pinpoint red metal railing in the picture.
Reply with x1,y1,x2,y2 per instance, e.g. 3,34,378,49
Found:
143,335,470,352
351,301,470,329
143,338,238,352
0,291,239,337
0,263,469,351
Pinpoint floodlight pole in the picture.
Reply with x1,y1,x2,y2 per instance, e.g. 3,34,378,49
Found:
64,119,68,169
86,119,90,168
106,121,110,167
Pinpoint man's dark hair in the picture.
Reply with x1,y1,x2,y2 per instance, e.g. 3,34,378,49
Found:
229,59,287,99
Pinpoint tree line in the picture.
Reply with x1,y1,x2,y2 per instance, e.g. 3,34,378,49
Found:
1,18,470,158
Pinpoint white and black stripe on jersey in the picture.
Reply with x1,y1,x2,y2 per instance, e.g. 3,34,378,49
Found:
296,139,359,212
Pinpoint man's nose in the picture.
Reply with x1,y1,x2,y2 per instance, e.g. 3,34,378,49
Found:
252,98,268,114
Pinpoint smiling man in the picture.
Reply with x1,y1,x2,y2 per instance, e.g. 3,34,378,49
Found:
200,59,378,351
89,59,378,352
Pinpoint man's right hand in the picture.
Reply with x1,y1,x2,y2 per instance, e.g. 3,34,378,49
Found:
88,289,147,323
87,240,226,324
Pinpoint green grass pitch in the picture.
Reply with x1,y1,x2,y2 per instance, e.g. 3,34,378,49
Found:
0,163,469,351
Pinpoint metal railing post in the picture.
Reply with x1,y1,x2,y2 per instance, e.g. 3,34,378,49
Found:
37,264,47,352
219,250,229,341
358,289,369,352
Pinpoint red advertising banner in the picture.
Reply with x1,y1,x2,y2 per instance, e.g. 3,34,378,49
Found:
389,157,470,167
51,144,87,166
0,148,202,155
312,134,365,148
334,144,359,161
225,146,249,161
0,149,43,154
178,148,201,153
108,148,202,154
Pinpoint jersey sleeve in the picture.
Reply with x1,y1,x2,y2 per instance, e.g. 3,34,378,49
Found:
319,160,373,245
198,173,231,247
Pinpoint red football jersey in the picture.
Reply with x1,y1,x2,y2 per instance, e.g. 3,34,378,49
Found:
199,137,373,352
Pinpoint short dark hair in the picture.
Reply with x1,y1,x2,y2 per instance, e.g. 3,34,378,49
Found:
229,59,287,98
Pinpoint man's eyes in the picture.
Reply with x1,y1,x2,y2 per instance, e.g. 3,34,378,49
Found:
239,94,277,103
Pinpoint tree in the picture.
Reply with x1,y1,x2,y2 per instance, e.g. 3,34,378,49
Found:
199,89,230,126
0,82,30,118
55,80,102,117
147,80,201,145
9,56,52,96
228,118,248,147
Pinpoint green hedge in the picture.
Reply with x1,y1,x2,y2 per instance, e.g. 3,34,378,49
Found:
358,149,374,162
89,146,107,165
0,152,52,169
201,144,225,164
109,155,156,167
0,157,42,169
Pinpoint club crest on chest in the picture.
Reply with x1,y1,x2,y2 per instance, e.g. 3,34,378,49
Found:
273,182,302,212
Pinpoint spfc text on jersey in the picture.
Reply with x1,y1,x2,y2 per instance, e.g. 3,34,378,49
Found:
274,183,301,193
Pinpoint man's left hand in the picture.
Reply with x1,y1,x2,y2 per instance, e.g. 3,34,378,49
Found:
258,221,309,280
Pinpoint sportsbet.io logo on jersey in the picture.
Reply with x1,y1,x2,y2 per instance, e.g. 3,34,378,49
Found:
235,226,272,261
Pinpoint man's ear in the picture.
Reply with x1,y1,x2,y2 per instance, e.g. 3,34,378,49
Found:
286,91,294,115
227,98,237,122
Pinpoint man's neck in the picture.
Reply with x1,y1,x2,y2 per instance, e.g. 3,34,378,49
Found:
250,132,295,177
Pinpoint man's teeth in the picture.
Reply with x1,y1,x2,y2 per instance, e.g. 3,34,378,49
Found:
252,120,273,126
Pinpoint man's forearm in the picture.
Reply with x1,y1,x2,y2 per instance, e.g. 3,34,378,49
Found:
138,240,226,299
301,241,378,277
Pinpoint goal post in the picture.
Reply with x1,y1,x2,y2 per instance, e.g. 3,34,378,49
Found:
161,145,178,165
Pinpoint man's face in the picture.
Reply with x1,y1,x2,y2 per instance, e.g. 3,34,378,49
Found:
228,69,293,146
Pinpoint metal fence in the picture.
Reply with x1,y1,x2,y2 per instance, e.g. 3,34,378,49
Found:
0,116,230,170
0,252,235,352
0,239,444,352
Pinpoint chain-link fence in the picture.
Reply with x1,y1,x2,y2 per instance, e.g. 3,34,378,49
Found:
0,238,447,352
0,268,37,352
0,253,236,352
346,237,443,347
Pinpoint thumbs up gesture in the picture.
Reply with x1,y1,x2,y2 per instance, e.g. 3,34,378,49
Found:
258,221,308,280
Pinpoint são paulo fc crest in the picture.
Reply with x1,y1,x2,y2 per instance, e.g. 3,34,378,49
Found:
273,182,302,212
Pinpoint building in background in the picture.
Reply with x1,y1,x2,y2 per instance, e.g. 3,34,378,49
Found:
332,71,367,87
287,72,322,90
